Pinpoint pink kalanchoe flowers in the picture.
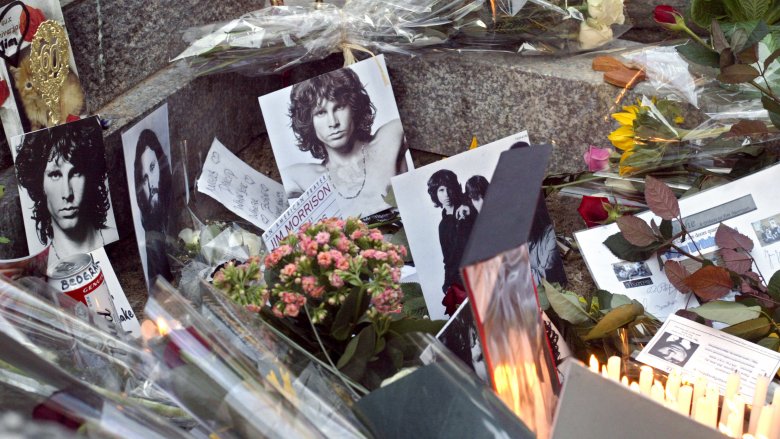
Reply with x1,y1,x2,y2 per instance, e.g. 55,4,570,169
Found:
583,145,611,172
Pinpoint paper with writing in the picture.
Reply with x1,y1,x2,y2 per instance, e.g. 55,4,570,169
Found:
197,138,288,230
262,174,341,250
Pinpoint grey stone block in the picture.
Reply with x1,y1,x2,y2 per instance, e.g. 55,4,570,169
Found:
387,42,649,173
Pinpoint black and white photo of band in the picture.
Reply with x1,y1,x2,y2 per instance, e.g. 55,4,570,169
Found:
260,55,410,218
751,214,780,247
121,104,174,290
612,261,652,282
11,116,118,264
437,300,488,383
391,132,529,320
647,332,700,367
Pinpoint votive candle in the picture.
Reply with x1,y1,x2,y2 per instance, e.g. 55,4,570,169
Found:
639,366,654,396
750,376,771,435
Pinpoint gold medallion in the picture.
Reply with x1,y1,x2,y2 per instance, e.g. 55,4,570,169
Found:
29,20,69,126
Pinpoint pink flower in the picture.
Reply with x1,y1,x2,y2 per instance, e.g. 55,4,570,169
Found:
329,272,344,288
350,230,364,240
285,303,301,317
361,249,377,259
305,241,319,257
276,245,292,257
281,263,298,277
317,251,332,267
583,145,611,172
273,306,284,318
369,229,383,241
315,231,331,245
246,304,262,313
336,258,350,270
265,252,281,267
399,246,408,258
391,268,401,283
302,276,325,298
336,238,351,253
371,288,403,314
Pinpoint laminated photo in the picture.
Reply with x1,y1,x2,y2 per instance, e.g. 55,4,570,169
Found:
0,0,87,143
576,163,780,321
259,55,410,218
10,116,118,264
391,131,532,320
121,104,174,290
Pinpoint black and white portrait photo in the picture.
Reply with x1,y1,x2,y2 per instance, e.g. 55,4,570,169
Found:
121,104,173,290
647,333,699,367
11,116,118,263
437,300,488,383
391,132,529,320
259,55,409,218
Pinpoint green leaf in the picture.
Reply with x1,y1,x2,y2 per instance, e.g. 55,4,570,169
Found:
688,300,761,325
757,336,780,351
388,318,446,335
743,0,771,21
338,326,376,382
722,316,772,340
660,219,673,240
0,237,9,244
542,279,592,325
718,63,761,83
337,334,361,369
691,0,728,28
583,302,644,341
676,41,720,68
604,293,633,311
603,233,659,262
331,287,362,341
382,185,397,208
538,284,550,311
767,271,780,300
401,282,429,318
0,185,5,198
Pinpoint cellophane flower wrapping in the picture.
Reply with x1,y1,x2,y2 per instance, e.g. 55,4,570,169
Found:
0,277,191,438
141,278,368,438
173,0,632,76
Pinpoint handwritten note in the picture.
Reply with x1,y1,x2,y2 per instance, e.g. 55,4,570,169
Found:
197,138,288,230
262,174,342,250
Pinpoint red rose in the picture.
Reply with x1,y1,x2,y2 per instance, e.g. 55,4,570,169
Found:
32,392,85,431
577,196,610,228
0,80,9,107
162,327,211,369
66,114,80,123
20,5,46,42
653,5,686,30
442,284,468,316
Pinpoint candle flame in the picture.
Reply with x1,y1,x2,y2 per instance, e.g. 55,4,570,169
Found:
589,354,599,373
156,317,171,337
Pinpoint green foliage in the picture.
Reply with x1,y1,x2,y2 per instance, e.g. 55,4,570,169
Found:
676,40,720,67
688,300,761,324
400,283,428,318
541,279,593,325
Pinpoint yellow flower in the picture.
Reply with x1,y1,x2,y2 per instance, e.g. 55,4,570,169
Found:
608,125,637,151
618,150,639,176
674,115,684,124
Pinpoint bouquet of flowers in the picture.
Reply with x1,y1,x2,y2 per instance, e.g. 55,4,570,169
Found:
173,0,631,76
214,217,443,390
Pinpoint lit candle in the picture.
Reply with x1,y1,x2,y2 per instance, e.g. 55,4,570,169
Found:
629,382,641,393
601,365,609,379
750,376,771,435
691,375,707,418
722,372,741,427
700,384,720,429
769,390,780,439
677,385,693,417
651,381,665,404
589,355,599,373
607,356,621,382
639,366,654,396
621,376,629,387
666,369,681,403
755,406,773,439
693,397,710,425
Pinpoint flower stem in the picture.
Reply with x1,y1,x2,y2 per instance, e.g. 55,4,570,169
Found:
543,175,605,190
683,26,709,49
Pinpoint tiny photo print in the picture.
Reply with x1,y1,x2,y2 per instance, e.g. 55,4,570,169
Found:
751,214,780,247
647,332,700,367
612,261,652,282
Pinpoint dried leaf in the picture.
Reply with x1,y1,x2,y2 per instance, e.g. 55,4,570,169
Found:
583,302,644,341
764,47,780,71
721,248,753,274
616,216,657,247
644,176,680,220
718,64,761,84
722,316,772,341
720,48,735,69
715,223,754,251
664,260,692,293
711,19,729,53
727,119,768,138
683,266,733,300
737,45,759,64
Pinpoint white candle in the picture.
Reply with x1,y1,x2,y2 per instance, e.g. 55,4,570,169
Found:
629,382,641,393
769,390,780,439
607,356,621,382
750,376,771,435
702,384,720,429
639,366,654,396
692,375,707,418
722,372,741,427
601,365,609,379
755,406,773,439
621,376,629,387
651,381,665,404
677,385,693,417
693,397,710,425
589,355,599,373
666,369,681,403
725,398,745,438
